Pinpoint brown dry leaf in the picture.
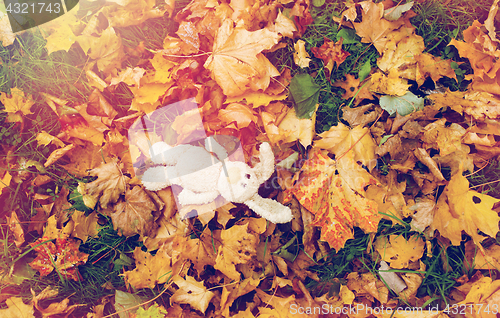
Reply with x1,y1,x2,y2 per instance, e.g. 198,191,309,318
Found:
311,37,350,75
347,271,389,304
87,26,125,75
171,275,215,314
342,103,382,127
123,245,172,289
422,118,466,156
413,148,445,181
32,286,83,318
60,142,109,177
432,172,500,248
429,89,500,120
108,186,160,237
374,235,425,269
6,211,24,248
214,223,258,281
204,19,281,96
85,158,130,209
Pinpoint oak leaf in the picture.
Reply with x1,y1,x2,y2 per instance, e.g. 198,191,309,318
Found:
374,235,425,269
214,223,258,281
204,19,281,96
171,275,215,314
85,158,130,209
123,246,172,289
0,88,34,123
108,186,160,237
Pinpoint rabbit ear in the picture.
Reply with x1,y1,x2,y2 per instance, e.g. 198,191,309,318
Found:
141,166,171,191
253,142,275,183
244,194,292,224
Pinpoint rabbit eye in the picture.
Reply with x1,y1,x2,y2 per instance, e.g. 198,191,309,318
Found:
245,173,251,179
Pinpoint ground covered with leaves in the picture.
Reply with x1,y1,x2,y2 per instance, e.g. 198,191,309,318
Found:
1,0,500,317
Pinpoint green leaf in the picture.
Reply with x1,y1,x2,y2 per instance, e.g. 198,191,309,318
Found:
358,60,372,82
379,134,394,147
69,187,93,213
379,91,424,116
135,304,168,318
336,28,358,44
289,73,321,119
312,0,325,7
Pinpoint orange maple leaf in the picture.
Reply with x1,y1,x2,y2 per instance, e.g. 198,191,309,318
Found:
285,150,380,251
311,37,350,77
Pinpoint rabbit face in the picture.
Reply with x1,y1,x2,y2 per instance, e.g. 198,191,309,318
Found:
218,162,260,203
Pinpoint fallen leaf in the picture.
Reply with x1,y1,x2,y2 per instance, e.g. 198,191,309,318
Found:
432,172,500,248
278,106,316,147
293,39,311,68
214,223,258,281
204,19,281,96
36,131,65,148
0,297,34,318
0,88,34,123
289,73,321,118
219,103,258,129
374,234,425,269
379,91,424,116
171,275,215,314
32,286,83,317
123,245,172,289
44,144,75,167
370,69,410,96
88,26,125,75
71,211,100,243
311,37,350,75
29,237,88,281
108,186,160,237
85,158,130,209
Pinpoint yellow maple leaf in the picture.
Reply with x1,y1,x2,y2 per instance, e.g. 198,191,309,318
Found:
278,106,316,148
0,88,34,123
370,69,410,96
45,27,76,55
204,19,281,96
88,26,125,75
0,297,34,318
214,223,258,281
123,246,172,289
71,211,100,243
374,235,425,269
171,275,215,314
432,172,500,248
